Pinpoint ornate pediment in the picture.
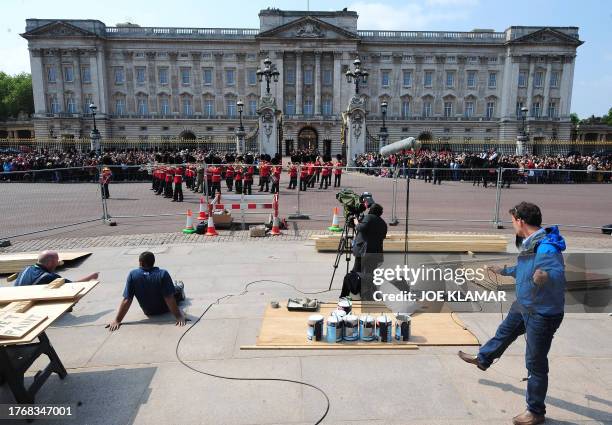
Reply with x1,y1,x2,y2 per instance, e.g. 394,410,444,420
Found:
509,28,583,46
257,16,358,40
22,21,98,39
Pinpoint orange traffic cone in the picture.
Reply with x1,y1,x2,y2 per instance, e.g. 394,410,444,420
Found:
328,207,342,232
205,205,218,236
182,209,195,234
197,196,208,220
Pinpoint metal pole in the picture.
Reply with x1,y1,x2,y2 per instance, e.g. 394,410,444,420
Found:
389,165,399,226
288,164,309,220
493,167,503,229
203,162,210,206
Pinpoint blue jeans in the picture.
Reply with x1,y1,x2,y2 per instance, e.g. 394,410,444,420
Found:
477,303,563,416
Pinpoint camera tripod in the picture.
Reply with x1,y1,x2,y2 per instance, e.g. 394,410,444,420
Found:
329,218,356,290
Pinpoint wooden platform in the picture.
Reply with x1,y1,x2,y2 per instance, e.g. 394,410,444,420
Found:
0,282,87,303
0,252,92,275
243,302,480,350
311,233,508,253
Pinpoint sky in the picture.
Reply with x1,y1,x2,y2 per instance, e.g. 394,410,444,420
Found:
1,0,610,118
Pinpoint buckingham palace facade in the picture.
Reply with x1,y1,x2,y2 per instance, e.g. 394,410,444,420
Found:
22,8,582,155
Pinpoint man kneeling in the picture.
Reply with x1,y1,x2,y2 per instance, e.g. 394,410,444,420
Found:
108,251,186,331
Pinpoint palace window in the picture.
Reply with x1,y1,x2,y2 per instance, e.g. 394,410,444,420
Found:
534,71,543,88
464,101,474,117
518,71,527,87
63,65,74,82
180,68,191,85
403,70,412,87
136,67,146,84
202,68,212,85
225,69,235,86
444,101,453,117
467,71,477,88
550,71,559,88
247,68,257,85
322,98,332,115
381,70,390,87
446,71,455,88
488,72,497,88
422,101,432,118
323,69,332,86
285,100,295,115
47,66,57,83
114,67,124,84
158,68,169,85
486,101,495,119
424,71,433,88
81,66,91,83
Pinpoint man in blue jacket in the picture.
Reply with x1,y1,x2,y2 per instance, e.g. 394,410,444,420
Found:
458,202,566,425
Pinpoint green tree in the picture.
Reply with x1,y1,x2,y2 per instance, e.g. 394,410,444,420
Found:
570,112,580,126
0,72,34,120
603,107,612,126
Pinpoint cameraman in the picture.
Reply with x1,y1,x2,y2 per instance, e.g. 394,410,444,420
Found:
350,203,387,300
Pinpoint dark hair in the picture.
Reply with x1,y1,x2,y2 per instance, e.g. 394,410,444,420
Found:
369,203,383,217
139,251,156,269
509,202,542,227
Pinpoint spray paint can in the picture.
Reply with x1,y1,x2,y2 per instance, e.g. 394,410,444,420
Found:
359,315,375,341
307,314,324,341
343,314,359,341
395,314,411,341
326,315,342,343
376,315,392,342
337,297,352,314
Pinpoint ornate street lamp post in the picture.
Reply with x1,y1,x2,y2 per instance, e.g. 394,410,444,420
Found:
345,58,369,95
516,106,529,155
380,101,388,146
235,100,245,154
89,103,101,153
256,57,280,96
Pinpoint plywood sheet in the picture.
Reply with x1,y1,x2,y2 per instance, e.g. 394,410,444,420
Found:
0,283,85,303
250,302,479,350
0,252,92,275
0,280,99,346
0,312,47,339
311,234,507,253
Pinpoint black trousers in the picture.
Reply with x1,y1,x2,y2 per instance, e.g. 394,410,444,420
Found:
101,183,110,199
334,174,341,187
211,182,221,198
288,177,297,189
226,178,233,192
243,181,252,195
308,175,316,188
270,180,279,194
164,182,173,198
299,178,308,191
173,183,183,202
235,180,242,194
348,254,384,301
259,176,269,192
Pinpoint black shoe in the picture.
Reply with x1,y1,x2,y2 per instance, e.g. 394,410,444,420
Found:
457,351,487,371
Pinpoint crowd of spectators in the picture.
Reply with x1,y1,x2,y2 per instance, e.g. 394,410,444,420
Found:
354,149,612,184
2,146,611,184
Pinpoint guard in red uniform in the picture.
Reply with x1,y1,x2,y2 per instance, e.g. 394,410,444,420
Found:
234,166,243,194
307,161,316,188
243,165,253,195
270,165,281,194
151,168,158,191
164,168,174,198
173,167,184,202
320,161,331,189
211,165,222,198
287,163,298,189
156,168,166,195
225,164,235,192
100,167,112,199
299,164,309,191
314,157,322,183
258,161,270,192
333,161,343,187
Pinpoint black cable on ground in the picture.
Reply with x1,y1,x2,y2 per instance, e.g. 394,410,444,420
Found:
174,279,338,425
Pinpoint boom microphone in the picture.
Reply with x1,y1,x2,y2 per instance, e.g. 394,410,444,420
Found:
379,137,421,156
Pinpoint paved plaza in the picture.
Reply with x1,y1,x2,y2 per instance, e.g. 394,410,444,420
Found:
1,171,611,242
0,240,611,425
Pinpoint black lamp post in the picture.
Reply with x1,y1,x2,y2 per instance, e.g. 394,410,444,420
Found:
520,106,528,137
235,100,245,154
345,58,369,95
380,101,388,146
256,57,280,96
89,103,101,153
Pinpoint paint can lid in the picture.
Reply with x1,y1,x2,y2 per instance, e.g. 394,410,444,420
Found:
308,314,324,323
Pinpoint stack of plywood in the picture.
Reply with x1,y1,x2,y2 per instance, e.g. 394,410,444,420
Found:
311,233,508,253
0,252,92,275
0,278,99,344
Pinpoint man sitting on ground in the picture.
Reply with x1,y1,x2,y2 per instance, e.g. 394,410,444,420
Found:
107,251,186,331
14,250,99,286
